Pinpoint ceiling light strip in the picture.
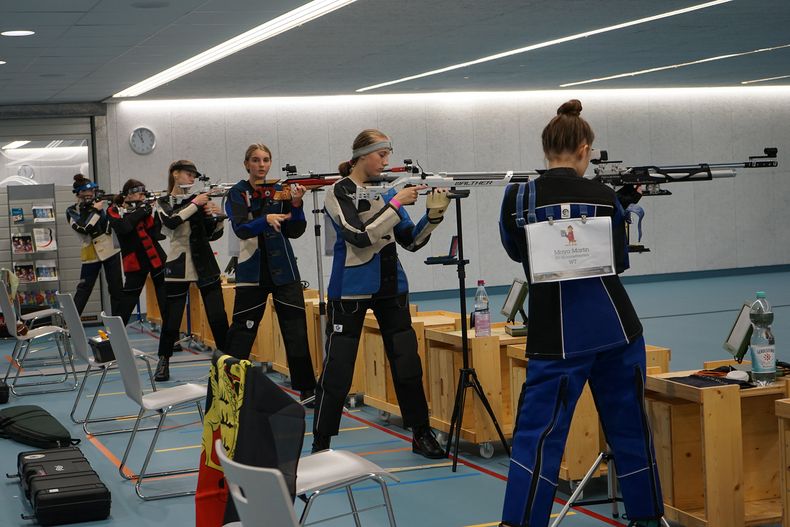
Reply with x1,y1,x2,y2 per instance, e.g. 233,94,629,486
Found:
114,0,357,98
741,74,790,85
2,141,31,150
356,0,733,93
559,44,790,87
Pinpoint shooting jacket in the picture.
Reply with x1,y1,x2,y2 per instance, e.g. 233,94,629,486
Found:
225,179,305,287
499,167,642,359
107,203,166,274
157,194,224,283
324,176,442,299
66,203,120,263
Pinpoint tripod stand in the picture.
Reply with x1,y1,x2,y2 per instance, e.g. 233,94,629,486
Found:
439,190,511,471
175,288,207,353
127,300,157,333
551,449,670,527
308,188,328,351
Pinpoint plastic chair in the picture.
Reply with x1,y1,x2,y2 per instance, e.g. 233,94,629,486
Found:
215,439,300,527
0,280,75,396
102,312,207,500
0,268,61,329
297,449,399,527
58,292,158,436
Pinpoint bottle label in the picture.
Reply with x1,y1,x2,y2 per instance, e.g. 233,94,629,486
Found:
475,310,491,337
751,345,776,373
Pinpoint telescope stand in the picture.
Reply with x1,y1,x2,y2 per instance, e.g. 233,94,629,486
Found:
550,450,670,527
176,288,207,353
309,189,328,353
128,300,156,333
438,191,510,471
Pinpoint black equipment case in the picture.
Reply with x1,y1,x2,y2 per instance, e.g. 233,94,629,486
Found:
11,446,111,526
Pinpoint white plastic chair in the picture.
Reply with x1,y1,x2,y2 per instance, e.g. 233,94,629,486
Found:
58,293,158,436
0,280,75,396
297,449,399,527
102,312,207,500
215,439,300,527
0,268,61,329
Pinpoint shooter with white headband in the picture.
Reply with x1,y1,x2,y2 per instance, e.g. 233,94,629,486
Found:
312,129,451,459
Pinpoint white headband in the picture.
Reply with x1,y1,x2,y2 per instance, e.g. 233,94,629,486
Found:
352,141,392,159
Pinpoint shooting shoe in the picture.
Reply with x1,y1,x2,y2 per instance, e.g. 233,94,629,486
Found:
412,425,445,459
154,356,170,382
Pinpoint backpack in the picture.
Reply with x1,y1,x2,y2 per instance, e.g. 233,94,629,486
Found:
0,405,80,448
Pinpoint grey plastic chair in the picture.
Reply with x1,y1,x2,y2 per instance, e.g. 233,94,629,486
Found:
215,439,300,527
296,449,399,527
58,292,158,436
102,312,207,500
0,280,76,396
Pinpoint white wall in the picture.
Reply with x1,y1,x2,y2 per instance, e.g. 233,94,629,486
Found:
106,87,790,293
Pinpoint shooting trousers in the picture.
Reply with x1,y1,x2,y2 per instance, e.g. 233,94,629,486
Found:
502,336,663,526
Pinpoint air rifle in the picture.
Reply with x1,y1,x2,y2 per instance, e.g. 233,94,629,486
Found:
283,147,778,252
196,173,234,197
591,147,778,251
281,161,539,204
591,147,778,196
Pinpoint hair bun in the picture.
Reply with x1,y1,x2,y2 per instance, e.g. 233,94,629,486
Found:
557,99,583,117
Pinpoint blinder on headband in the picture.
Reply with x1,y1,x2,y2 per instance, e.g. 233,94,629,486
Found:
125,185,146,195
73,182,98,194
352,141,393,159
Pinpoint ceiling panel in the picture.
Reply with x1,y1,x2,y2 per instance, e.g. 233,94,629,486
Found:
0,0,788,105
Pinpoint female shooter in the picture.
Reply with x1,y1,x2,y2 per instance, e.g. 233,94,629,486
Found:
498,100,663,527
224,144,317,402
153,160,229,381
107,179,168,328
312,129,450,459
66,174,123,315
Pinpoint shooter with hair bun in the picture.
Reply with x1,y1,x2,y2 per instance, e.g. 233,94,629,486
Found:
498,100,664,527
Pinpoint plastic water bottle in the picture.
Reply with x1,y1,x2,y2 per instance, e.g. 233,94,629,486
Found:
749,291,776,385
474,280,491,337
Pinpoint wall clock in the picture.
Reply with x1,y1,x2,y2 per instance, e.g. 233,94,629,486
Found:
129,127,156,155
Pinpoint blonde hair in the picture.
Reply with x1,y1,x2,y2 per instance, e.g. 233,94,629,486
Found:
244,143,272,162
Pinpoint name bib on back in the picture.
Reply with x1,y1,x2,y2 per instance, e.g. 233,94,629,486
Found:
524,216,615,283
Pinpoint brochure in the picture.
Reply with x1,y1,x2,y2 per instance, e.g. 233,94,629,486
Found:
11,207,24,224
11,233,34,254
35,259,58,281
32,205,55,223
13,263,36,283
33,227,57,251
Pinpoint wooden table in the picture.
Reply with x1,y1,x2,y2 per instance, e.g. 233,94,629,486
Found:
645,371,790,527
425,324,526,455
363,310,460,418
777,398,790,527
506,343,671,481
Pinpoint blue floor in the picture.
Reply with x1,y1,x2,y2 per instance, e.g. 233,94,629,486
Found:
1,268,788,527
